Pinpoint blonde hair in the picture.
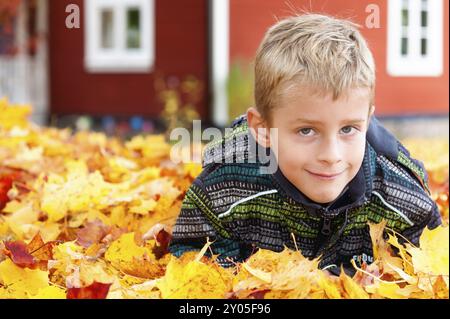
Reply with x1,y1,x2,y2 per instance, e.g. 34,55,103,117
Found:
254,14,376,119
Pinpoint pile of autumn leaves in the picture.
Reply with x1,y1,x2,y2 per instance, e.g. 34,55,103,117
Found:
0,98,448,299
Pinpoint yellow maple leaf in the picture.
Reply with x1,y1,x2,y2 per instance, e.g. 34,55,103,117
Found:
402,138,449,178
183,163,202,179
40,160,113,222
2,200,24,214
339,269,370,299
129,199,158,215
109,206,129,228
0,259,49,298
407,226,449,278
30,285,67,299
4,202,39,241
131,167,161,186
78,261,116,287
364,281,417,299
317,272,342,299
0,98,32,129
105,232,151,265
156,255,232,299
52,241,85,265
387,233,414,274
125,135,171,162
242,262,272,283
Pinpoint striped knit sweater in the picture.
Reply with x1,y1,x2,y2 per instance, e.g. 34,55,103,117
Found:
168,115,442,276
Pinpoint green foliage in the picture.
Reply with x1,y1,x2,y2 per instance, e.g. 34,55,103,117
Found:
227,60,254,121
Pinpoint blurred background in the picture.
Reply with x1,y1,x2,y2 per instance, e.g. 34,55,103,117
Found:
0,0,448,139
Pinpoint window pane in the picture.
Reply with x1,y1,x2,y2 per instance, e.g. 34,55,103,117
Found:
421,38,427,55
401,37,408,55
101,9,114,49
401,9,409,26
127,8,141,49
421,11,428,27
421,0,428,10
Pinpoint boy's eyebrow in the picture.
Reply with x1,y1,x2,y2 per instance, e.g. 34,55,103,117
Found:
293,118,367,125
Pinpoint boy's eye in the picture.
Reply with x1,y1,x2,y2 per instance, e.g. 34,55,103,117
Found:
340,126,356,134
298,128,315,136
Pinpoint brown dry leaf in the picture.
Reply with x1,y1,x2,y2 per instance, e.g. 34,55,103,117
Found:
76,219,111,248
369,220,387,260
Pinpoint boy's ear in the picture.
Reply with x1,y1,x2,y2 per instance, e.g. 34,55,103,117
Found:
247,107,271,148
367,105,376,128
369,105,376,117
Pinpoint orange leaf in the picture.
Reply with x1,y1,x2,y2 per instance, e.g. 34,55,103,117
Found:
27,233,56,261
120,255,168,279
432,275,449,299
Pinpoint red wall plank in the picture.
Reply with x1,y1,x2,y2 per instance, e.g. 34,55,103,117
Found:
230,0,449,115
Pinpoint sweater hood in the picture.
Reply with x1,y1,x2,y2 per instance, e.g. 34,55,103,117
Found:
202,115,431,218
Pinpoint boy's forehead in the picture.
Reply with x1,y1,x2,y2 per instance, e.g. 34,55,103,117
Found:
279,82,371,102
274,84,372,124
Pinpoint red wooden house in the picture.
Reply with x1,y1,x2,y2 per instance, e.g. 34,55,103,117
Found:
230,0,449,117
0,0,448,128
49,0,210,120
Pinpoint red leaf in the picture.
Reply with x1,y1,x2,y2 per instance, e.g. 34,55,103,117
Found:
66,282,112,299
0,176,13,210
248,289,271,299
4,241,37,269
152,228,172,259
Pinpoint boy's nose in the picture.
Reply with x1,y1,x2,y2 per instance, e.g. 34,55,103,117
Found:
317,138,343,165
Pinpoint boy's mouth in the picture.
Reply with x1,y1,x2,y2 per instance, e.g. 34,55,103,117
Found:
306,170,343,180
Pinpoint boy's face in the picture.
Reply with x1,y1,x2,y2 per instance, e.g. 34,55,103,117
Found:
262,85,373,204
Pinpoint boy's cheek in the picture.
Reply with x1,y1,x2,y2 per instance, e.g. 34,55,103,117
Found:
274,143,308,166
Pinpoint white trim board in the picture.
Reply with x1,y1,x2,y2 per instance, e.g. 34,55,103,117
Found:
210,0,229,126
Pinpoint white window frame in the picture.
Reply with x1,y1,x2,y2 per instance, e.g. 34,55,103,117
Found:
387,0,443,76
84,0,154,73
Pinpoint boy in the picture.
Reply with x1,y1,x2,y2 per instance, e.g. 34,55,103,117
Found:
168,14,442,276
